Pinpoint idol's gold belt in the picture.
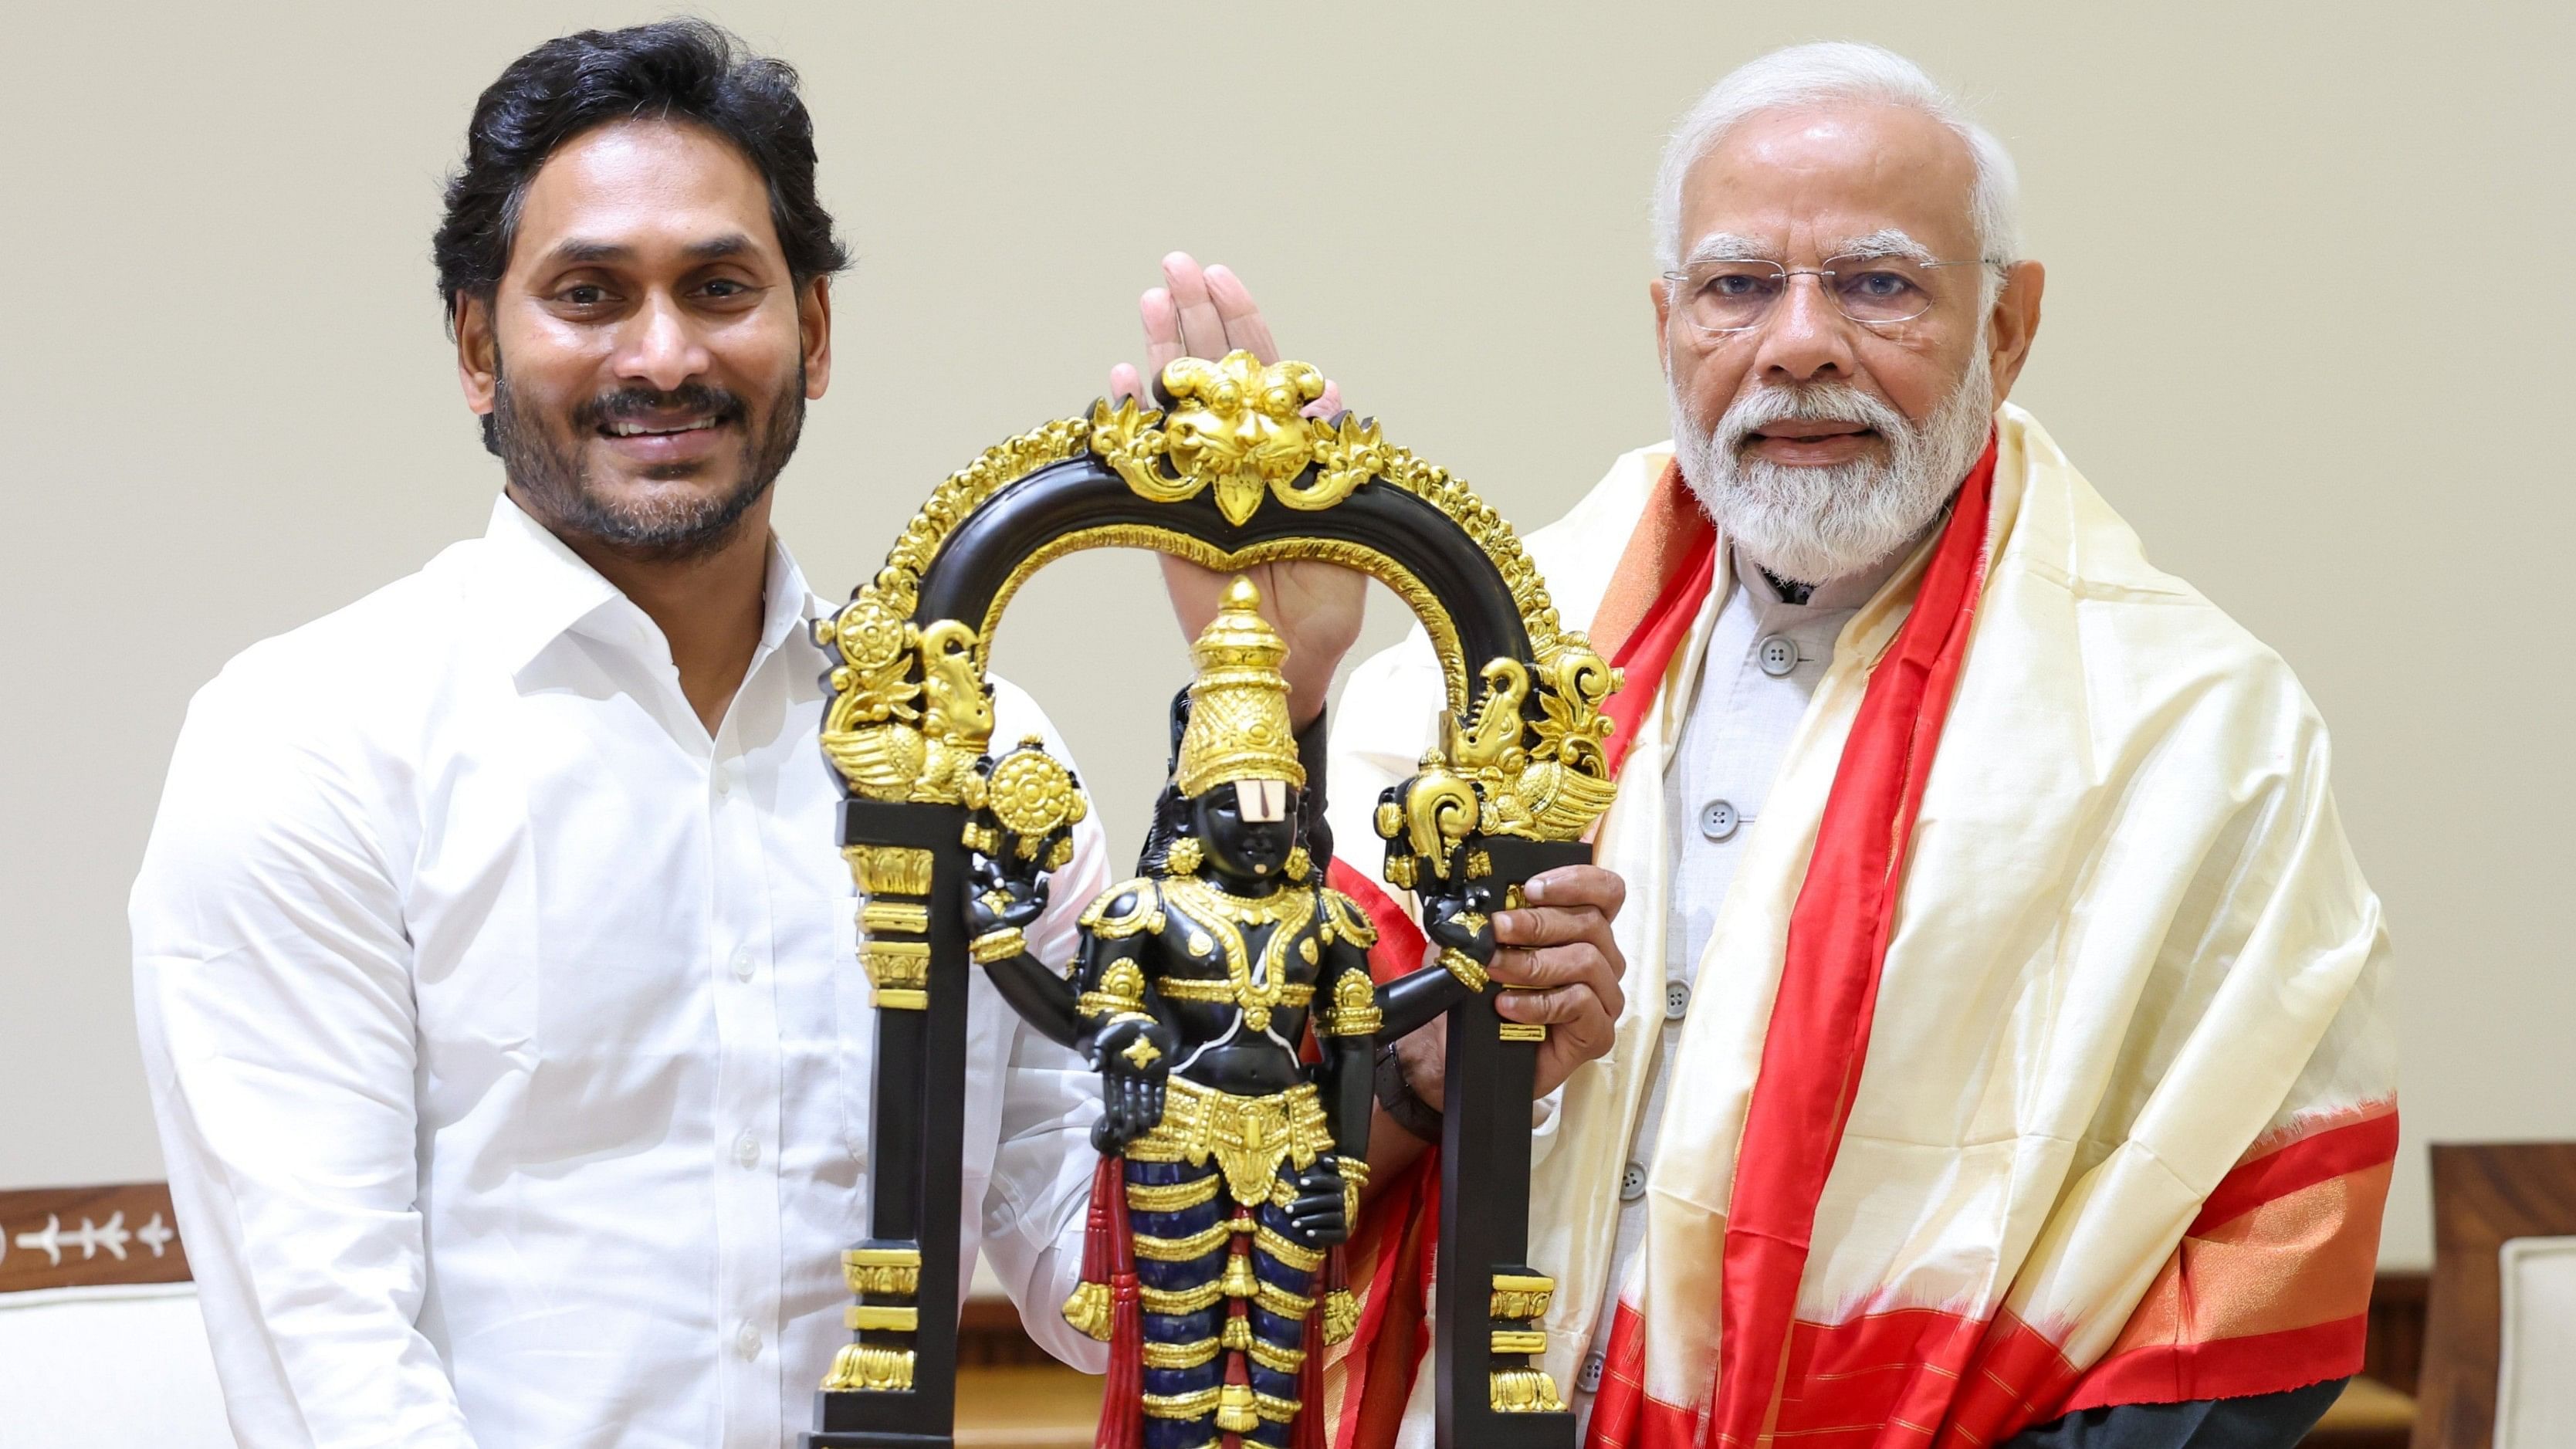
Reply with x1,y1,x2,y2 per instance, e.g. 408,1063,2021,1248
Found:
1126,1076,1334,1207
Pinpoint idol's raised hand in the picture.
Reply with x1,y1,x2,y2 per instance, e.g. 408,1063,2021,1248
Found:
1110,252,1366,728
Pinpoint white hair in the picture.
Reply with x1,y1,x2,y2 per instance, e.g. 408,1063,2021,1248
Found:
1651,42,2023,276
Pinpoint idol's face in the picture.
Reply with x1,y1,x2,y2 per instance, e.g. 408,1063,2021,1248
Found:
1188,784,1298,885
1654,102,2028,472
455,119,831,559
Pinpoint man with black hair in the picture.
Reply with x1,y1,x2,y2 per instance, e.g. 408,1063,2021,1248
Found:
130,22,1110,1446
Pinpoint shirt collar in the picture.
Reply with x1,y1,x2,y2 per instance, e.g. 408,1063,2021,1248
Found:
476,493,831,678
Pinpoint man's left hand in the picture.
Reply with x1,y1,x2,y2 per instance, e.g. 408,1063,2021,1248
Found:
1488,865,1630,1098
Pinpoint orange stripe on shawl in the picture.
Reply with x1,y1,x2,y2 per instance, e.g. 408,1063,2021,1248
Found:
1589,459,1715,665
1581,1099,2399,1443
2053,1101,2396,1414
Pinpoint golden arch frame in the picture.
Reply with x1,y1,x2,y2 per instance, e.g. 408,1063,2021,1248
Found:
804,352,1616,1449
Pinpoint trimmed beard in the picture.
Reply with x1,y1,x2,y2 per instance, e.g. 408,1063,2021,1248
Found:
493,359,806,564
1670,344,1992,585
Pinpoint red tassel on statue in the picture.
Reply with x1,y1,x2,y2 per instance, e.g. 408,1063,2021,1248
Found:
1295,1246,1349,1449
1068,1153,1143,1449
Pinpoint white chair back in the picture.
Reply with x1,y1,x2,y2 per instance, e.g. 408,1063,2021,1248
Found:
2493,1234,2576,1449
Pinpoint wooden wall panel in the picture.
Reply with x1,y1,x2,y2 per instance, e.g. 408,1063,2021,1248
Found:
0,1182,191,1293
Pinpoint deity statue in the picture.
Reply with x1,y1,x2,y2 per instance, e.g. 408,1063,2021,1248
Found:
960,577,1498,1449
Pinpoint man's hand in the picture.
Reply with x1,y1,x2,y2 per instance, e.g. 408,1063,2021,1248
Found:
1396,865,1629,1109
1110,252,1366,726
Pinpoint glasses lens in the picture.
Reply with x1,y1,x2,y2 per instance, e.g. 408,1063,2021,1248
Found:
1679,262,1784,333
1827,255,1938,324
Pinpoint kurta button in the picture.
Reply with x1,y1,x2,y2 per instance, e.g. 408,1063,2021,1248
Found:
731,946,756,982
1620,1160,1647,1201
1756,634,1799,676
1578,1351,1606,1393
1664,980,1691,1021
1698,799,1739,841
734,1322,762,1359
734,1132,760,1169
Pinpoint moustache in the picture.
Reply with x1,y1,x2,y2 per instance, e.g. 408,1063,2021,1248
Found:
571,382,751,432
1716,381,1911,449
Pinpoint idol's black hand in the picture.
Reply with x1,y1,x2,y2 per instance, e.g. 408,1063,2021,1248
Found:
1420,880,1499,962
1088,1017,1173,1154
1283,1158,1349,1247
966,855,1050,938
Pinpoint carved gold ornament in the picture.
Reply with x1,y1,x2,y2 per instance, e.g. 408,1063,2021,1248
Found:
1324,1287,1360,1345
1126,1176,1221,1214
982,736,1090,856
1324,970,1383,1037
1090,351,1387,526
1124,1078,1334,1207
1490,1272,1555,1322
1439,947,1491,993
1159,875,1318,1033
823,1342,916,1393
1063,1281,1115,1341
846,1305,920,1332
1491,1366,1567,1413
844,845,933,898
817,361,1621,842
1175,577,1305,799
970,927,1026,965
842,1244,922,1297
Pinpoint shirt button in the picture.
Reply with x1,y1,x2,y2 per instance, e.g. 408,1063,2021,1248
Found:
734,1132,760,1170
1664,980,1691,1021
1698,799,1739,841
1620,1160,1647,1202
1756,634,1799,677
734,1321,762,1359
713,765,735,799
731,946,756,982
1577,1351,1606,1393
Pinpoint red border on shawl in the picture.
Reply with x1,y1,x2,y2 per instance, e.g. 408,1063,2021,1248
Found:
2192,1109,2399,1234
1600,524,1718,780
2060,1314,2368,1413
1704,438,2000,1444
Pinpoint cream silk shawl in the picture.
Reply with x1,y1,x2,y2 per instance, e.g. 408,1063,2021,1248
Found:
1318,405,2395,1447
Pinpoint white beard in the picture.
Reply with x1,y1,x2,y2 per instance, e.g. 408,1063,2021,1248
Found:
1670,346,1994,585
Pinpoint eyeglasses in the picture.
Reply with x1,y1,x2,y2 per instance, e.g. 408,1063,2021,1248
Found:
1662,253,1998,335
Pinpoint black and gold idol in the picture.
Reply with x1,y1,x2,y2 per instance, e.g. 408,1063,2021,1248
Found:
963,579,1494,1449
807,353,1616,1449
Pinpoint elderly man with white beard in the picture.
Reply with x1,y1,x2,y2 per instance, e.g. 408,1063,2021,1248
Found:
1113,40,2393,1449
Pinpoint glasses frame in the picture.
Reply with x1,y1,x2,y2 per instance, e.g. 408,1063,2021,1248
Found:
1661,254,2005,337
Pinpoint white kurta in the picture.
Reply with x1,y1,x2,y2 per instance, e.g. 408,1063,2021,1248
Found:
1569,537,1924,1417
131,496,1111,1449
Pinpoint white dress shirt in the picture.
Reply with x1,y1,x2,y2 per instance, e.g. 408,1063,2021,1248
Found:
132,495,1112,1449
1569,538,1921,1416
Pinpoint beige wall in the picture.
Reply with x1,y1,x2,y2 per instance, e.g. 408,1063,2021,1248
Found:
4,1,2568,1272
